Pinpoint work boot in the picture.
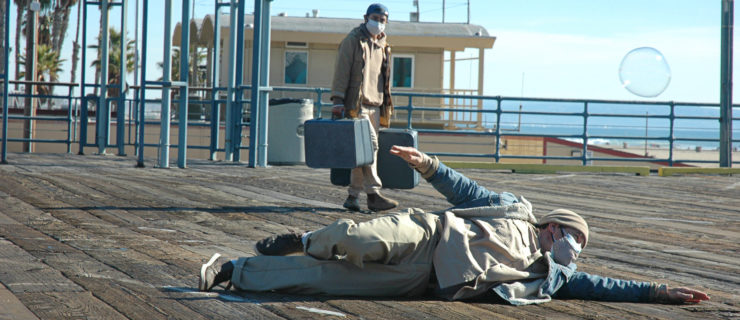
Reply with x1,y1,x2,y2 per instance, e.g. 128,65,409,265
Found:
199,253,234,292
343,195,361,211
255,232,304,256
367,192,398,212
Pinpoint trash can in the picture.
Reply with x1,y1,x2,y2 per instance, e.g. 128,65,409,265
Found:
268,98,313,165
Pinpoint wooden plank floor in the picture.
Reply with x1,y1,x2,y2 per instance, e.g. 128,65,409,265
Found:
0,152,738,320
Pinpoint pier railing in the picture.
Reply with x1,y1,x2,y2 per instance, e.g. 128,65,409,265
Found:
2,84,738,167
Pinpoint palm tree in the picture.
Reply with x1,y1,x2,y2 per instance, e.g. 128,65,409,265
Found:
19,44,65,104
157,46,208,86
13,0,30,89
13,0,52,88
69,0,81,87
50,0,79,53
89,28,135,99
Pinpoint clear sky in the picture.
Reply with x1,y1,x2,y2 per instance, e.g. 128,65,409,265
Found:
4,0,733,103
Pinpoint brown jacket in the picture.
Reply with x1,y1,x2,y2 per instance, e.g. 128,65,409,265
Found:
331,24,394,127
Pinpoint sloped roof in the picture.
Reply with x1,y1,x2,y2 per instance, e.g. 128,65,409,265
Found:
175,14,495,50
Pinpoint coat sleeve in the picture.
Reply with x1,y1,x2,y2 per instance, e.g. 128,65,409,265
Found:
553,271,654,302
331,35,355,105
426,161,497,206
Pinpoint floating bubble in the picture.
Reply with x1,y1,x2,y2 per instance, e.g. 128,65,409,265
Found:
618,47,671,98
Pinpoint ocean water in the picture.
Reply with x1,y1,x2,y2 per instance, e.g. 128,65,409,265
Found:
446,99,740,150
139,99,738,150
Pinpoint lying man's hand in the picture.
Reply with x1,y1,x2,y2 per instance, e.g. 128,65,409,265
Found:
390,145,424,167
666,286,710,304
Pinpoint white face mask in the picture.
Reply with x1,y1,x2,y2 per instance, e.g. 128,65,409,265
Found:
366,19,385,36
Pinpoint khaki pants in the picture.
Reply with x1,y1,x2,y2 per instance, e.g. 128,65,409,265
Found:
231,212,441,296
349,105,382,196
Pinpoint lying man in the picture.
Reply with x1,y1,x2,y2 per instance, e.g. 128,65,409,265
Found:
198,146,709,305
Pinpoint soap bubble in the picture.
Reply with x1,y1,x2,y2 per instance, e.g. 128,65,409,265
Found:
619,47,671,97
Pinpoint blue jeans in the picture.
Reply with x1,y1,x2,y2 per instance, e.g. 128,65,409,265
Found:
427,162,652,303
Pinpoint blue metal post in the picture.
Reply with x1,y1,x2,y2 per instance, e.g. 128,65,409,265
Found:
494,98,501,163
98,0,111,154
406,96,413,128
720,0,734,167
136,0,149,167
248,0,264,167
177,0,191,168
233,0,246,162
582,102,589,166
79,0,89,155
256,0,272,167
668,102,675,166
116,0,128,156
67,85,74,153
160,0,173,168
210,1,226,160
1,0,9,164
223,0,238,161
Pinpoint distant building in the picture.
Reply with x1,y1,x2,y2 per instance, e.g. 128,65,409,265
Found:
174,14,495,128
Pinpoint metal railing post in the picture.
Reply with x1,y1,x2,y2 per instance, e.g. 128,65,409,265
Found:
223,0,237,161
159,0,173,168
582,101,589,166
256,0,272,167
720,0,734,167
97,0,111,154
406,95,413,129
67,85,74,153
668,101,675,166
177,0,191,168
79,95,89,154
116,0,128,156
136,0,149,167
1,0,9,164
210,1,227,161
494,97,501,163
248,0,263,166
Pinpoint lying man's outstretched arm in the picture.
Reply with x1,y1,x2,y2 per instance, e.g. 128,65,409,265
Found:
555,272,710,304
390,145,507,207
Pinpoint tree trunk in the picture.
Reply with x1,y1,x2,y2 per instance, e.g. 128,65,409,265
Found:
14,2,26,91
70,0,81,88
50,2,64,52
57,4,72,52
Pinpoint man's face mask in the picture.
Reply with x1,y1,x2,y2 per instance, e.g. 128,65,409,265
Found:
366,19,386,36
550,226,582,266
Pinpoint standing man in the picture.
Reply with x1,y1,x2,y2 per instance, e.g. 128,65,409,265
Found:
331,3,398,212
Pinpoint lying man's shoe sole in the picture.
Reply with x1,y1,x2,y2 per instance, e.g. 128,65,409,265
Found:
199,253,221,291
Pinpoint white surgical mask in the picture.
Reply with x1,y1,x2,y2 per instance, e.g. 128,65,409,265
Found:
366,19,385,36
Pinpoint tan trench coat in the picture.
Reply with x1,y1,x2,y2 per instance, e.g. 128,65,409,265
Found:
432,196,550,301
331,25,394,127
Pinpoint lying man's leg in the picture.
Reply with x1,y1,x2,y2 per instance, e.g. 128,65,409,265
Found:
305,211,439,268
231,255,433,296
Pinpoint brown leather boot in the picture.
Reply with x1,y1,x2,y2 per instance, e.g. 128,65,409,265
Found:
367,192,398,212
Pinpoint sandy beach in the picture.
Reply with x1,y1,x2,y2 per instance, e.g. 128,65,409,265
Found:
603,144,739,168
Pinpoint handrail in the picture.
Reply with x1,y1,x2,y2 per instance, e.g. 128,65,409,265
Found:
2,84,737,167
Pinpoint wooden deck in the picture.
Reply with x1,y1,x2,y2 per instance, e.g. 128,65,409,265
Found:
0,152,738,320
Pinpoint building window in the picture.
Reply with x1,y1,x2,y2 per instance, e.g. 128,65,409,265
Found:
392,55,414,88
285,51,307,84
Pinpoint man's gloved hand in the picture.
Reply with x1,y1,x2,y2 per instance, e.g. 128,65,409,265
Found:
331,105,345,119
551,235,579,266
